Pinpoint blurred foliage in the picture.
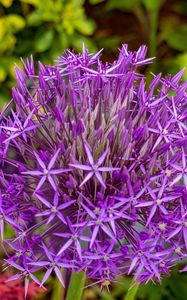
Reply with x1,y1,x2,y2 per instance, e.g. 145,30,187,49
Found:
0,0,97,107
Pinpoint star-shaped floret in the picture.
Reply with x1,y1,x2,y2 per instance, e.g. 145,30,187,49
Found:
170,148,187,188
136,178,179,225
35,192,75,224
30,243,75,286
1,109,39,143
22,149,71,192
148,120,180,151
6,260,40,298
54,218,90,259
69,144,120,188
167,200,187,250
74,193,117,248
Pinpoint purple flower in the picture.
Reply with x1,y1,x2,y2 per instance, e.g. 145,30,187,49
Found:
22,149,71,192
70,143,119,188
0,44,187,294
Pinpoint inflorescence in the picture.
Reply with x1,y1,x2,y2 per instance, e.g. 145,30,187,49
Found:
0,44,187,293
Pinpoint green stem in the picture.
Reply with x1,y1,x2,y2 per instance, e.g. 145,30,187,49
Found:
65,271,86,300
51,276,64,300
124,283,140,300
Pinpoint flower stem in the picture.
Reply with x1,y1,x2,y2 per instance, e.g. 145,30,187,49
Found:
124,282,140,300
65,271,86,300
51,277,64,300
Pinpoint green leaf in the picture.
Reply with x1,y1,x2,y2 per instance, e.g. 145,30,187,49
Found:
65,271,86,300
164,25,187,51
34,29,54,52
6,14,25,31
51,276,64,300
99,291,114,300
27,11,43,26
0,66,7,82
176,52,187,80
142,0,160,11
20,0,40,5
0,0,13,7
58,32,69,50
124,283,140,300
74,18,96,35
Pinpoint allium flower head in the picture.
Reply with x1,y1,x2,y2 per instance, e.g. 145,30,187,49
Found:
0,44,187,292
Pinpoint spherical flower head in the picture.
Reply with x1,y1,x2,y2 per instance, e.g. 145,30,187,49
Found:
0,44,187,293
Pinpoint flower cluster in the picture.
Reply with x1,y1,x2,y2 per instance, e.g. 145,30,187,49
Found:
0,44,187,291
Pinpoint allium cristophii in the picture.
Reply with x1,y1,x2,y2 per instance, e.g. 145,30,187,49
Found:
0,44,187,292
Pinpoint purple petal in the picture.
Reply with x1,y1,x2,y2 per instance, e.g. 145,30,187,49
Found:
128,256,139,274
6,261,24,271
22,170,43,176
0,219,4,241
24,108,35,127
24,277,29,298
54,267,65,287
50,168,71,174
47,214,55,224
6,274,22,282
159,205,168,215
76,240,82,259
34,151,46,169
101,224,116,241
54,192,59,206
48,149,61,170
110,219,116,235
41,267,53,286
95,172,106,188
136,201,154,208
96,149,109,166
80,202,96,219
69,164,92,171
30,274,41,286
170,174,183,186
84,144,94,165
35,176,47,191
57,212,67,224
36,211,50,217
90,225,99,248
42,243,53,261
30,261,49,267
98,166,120,172
80,172,94,187
58,200,76,210
36,194,51,208
0,125,19,132
180,266,187,272
167,226,182,240
183,227,187,250
48,175,57,190
146,205,157,225
57,238,73,255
